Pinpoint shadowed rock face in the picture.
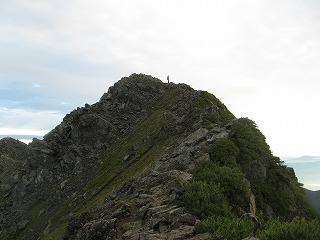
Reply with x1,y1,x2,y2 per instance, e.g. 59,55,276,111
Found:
0,74,315,240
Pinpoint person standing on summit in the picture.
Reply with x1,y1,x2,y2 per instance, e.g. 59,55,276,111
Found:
167,75,169,83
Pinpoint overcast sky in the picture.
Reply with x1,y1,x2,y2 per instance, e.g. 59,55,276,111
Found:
1,0,320,159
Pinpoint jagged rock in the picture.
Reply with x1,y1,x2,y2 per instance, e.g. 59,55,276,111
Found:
176,213,197,226
78,219,117,240
188,233,210,239
17,220,29,230
63,212,93,239
60,179,68,189
141,225,195,239
0,74,316,240
111,204,131,219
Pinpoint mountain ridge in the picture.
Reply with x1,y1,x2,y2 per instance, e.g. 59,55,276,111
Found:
0,73,318,240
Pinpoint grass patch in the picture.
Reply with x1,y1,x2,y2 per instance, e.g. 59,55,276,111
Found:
13,199,48,240
45,109,171,239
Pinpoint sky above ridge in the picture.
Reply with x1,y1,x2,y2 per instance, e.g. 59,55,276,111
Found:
1,0,320,160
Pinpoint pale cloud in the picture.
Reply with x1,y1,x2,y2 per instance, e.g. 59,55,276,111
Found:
0,128,47,137
1,0,320,159
303,184,320,192
0,107,64,134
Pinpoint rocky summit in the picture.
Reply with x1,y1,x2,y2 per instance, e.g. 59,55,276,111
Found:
0,74,318,240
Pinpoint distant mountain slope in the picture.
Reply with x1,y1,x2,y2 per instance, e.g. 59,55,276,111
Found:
294,156,320,162
283,156,320,191
305,189,320,213
283,155,320,163
0,74,318,240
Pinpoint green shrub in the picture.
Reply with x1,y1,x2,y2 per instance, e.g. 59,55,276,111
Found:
228,118,317,219
209,138,239,166
263,167,296,217
196,216,253,240
257,217,320,240
195,91,235,126
196,216,320,240
230,118,272,164
182,180,232,219
182,117,319,239
192,162,249,212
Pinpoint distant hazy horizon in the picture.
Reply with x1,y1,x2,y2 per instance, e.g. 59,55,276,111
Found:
0,134,42,145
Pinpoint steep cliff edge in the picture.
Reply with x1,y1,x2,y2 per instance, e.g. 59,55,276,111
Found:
0,74,318,240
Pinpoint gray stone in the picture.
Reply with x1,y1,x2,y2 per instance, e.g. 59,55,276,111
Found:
112,204,131,219
60,179,68,189
17,220,29,230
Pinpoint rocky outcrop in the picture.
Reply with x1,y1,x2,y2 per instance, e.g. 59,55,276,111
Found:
62,125,230,239
0,138,29,236
0,74,316,239
0,74,211,239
